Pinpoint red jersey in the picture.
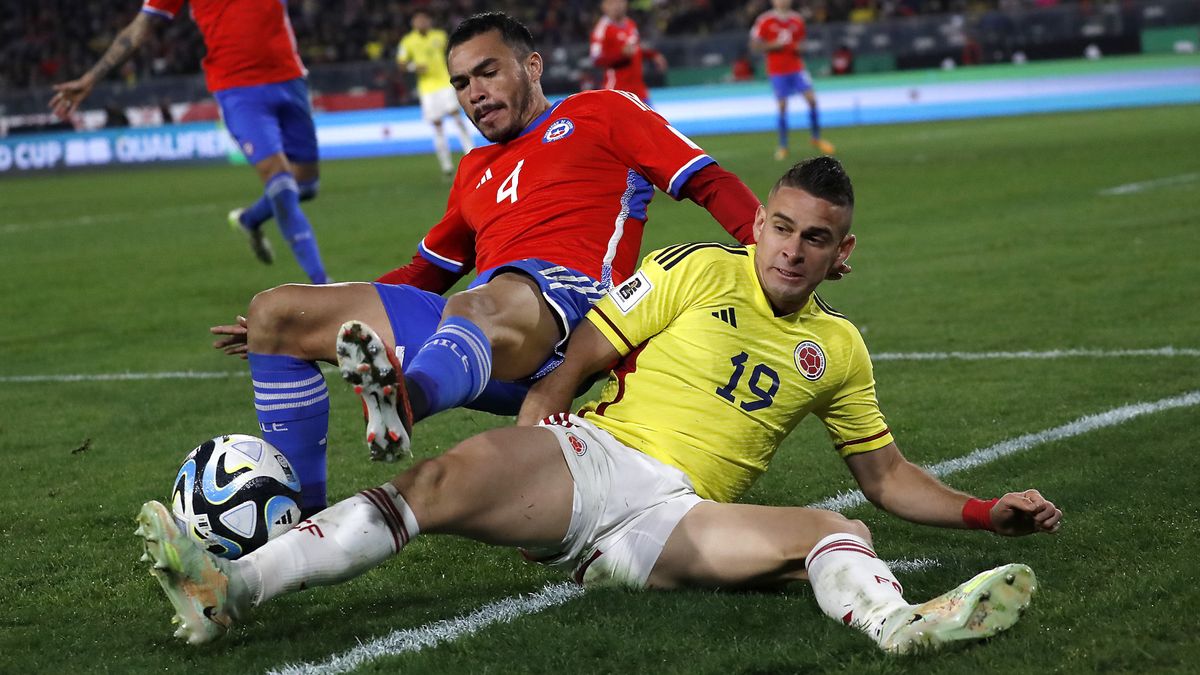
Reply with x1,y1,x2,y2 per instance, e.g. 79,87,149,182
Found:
589,16,649,102
417,90,718,288
141,0,305,93
751,10,807,76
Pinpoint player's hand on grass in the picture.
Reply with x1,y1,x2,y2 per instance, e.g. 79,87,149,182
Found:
211,315,249,359
992,489,1062,536
49,75,96,119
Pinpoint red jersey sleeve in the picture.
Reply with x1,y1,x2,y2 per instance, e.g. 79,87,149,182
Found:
594,90,715,198
141,0,184,20
677,164,760,245
417,181,476,275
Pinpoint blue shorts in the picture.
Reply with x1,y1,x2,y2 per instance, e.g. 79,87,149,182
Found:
215,78,319,166
769,71,814,99
374,259,605,415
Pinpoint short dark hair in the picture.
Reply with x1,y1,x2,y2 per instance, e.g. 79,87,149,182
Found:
447,12,535,58
771,156,855,208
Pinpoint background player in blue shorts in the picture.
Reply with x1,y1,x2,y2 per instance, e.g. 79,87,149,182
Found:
50,0,330,284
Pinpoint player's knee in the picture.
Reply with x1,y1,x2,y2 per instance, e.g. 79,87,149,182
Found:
444,288,501,330
392,456,452,528
810,511,873,545
246,284,315,353
841,517,873,544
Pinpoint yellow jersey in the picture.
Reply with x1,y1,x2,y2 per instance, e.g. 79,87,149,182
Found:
581,243,893,503
397,29,451,96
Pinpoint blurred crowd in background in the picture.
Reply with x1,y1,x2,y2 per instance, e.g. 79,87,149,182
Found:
2,0,1093,91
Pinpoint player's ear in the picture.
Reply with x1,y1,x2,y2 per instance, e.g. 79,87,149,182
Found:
526,50,544,81
752,204,767,241
836,233,856,266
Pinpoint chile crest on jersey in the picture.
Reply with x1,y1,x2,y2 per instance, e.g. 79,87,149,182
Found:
543,118,575,143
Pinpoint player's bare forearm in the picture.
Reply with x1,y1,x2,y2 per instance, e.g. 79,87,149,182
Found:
51,12,155,117
846,443,1063,536
89,12,154,81
845,443,973,527
516,320,617,426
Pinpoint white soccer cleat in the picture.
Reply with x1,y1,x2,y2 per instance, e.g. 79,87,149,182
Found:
336,320,414,462
228,208,274,265
878,563,1036,655
135,500,246,645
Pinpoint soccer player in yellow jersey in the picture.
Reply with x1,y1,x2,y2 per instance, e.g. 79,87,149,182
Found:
397,10,475,176
138,158,1063,655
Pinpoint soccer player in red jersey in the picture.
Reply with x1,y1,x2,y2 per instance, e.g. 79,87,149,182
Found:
210,12,805,515
589,0,667,104
751,0,836,159
50,0,330,284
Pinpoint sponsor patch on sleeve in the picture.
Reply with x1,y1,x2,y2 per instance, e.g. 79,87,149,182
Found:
609,270,653,314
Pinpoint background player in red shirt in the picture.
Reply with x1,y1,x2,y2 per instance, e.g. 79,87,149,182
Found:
49,0,330,285
751,0,836,160
211,13,778,515
589,0,667,104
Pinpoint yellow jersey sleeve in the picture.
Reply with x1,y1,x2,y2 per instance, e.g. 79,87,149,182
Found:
815,330,893,457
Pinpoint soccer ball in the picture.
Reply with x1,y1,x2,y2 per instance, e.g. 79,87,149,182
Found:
170,434,302,559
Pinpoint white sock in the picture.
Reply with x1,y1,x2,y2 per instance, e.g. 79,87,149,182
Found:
805,533,911,644
432,126,452,172
232,483,420,606
455,119,475,153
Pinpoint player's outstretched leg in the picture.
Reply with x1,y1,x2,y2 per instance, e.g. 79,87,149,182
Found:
878,563,1036,655
337,320,414,461
228,208,275,264
135,500,250,645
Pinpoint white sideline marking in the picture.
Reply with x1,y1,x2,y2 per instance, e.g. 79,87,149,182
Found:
812,389,1200,513
885,558,940,574
5,347,1197,384
268,583,585,675
271,390,1199,674
1098,172,1200,196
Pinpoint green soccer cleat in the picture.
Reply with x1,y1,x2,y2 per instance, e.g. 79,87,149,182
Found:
228,208,274,265
878,563,1036,655
135,500,245,645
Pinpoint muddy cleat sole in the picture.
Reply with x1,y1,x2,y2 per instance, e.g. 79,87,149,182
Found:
879,563,1036,655
228,208,274,265
337,320,414,462
136,500,239,645
811,137,836,155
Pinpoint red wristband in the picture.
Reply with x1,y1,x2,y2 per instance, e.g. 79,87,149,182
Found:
962,497,1000,531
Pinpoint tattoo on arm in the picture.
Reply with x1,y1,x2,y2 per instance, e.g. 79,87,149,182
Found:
89,15,151,80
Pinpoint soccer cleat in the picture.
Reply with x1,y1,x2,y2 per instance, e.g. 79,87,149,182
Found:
228,208,274,265
337,320,414,461
811,137,836,155
878,563,1036,655
135,500,245,645
773,146,789,161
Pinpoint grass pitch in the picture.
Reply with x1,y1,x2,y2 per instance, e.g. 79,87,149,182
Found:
1,104,1198,673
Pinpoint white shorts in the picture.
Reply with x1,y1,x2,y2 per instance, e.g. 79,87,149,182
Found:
420,87,461,123
524,414,705,589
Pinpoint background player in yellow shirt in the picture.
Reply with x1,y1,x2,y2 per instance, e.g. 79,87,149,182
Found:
138,158,1062,655
397,10,475,176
